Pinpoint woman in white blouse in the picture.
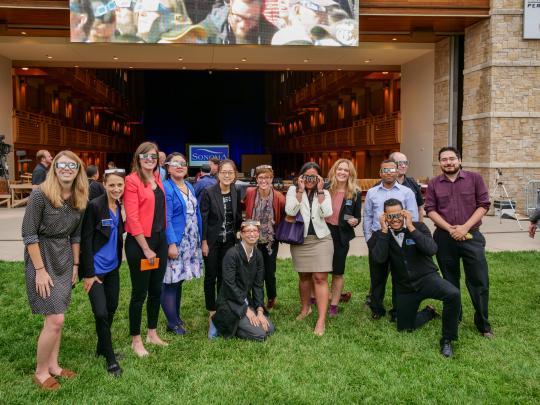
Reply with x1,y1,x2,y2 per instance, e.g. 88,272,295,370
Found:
285,162,333,336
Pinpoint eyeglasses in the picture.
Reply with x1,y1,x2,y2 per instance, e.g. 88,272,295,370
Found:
380,168,397,174
300,0,327,13
440,157,459,163
385,213,402,221
396,160,409,167
303,175,318,182
104,168,126,174
139,153,158,161
229,11,259,24
257,176,272,181
166,161,187,168
241,220,261,227
220,171,235,177
256,165,272,170
55,162,79,171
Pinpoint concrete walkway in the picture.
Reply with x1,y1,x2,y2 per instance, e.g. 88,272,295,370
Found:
0,207,538,262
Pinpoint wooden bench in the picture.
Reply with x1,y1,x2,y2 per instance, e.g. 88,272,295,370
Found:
0,179,11,208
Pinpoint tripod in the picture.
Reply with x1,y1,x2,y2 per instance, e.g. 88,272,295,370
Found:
490,169,522,230
0,153,9,182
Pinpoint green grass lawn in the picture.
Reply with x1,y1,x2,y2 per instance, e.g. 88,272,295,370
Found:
0,253,539,404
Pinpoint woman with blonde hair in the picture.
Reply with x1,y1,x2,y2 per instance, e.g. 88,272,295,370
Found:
22,150,88,390
325,159,362,316
124,141,168,357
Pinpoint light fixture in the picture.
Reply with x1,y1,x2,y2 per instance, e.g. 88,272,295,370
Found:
21,31,27,35
182,66,187,70
382,71,388,74
392,38,397,41
21,67,29,71
241,57,247,62
303,59,309,63
178,57,183,61
234,67,239,70
74,65,79,68
286,67,290,71
364,59,371,63
129,66,133,69
337,68,342,71
46,55,53,59
113,56,118,60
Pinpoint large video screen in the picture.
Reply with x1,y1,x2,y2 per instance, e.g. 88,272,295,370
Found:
188,144,229,167
70,0,358,46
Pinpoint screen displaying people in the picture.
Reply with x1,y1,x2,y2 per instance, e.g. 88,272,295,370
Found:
70,0,359,46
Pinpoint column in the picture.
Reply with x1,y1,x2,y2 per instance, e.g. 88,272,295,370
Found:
0,56,13,180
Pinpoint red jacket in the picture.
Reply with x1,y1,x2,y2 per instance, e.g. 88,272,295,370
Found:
124,171,166,237
243,186,285,227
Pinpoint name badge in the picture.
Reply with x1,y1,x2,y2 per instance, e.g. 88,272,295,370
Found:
101,219,113,227
345,199,353,206
405,238,416,246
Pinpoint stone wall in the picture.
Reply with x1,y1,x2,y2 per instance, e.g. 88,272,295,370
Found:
433,37,450,172
460,0,540,215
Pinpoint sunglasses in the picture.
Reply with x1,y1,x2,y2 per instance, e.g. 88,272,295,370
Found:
166,161,187,168
380,168,397,174
396,160,409,167
303,175,318,182
386,213,403,221
55,162,79,171
104,168,126,175
139,153,158,161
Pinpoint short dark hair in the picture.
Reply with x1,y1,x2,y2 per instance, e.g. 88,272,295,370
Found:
380,159,398,168
86,165,98,178
299,162,321,176
384,198,403,210
164,152,186,180
200,164,211,174
209,157,220,165
438,146,461,161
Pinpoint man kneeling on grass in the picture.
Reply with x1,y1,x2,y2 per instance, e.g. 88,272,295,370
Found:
209,220,274,341
369,198,461,357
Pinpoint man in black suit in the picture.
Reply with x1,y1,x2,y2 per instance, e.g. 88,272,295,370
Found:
369,198,461,357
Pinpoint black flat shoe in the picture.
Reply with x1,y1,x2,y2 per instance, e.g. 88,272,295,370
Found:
440,339,454,358
107,363,122,378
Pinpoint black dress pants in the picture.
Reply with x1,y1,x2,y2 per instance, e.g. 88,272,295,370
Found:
396,273,461,341
203,239,235,311
258,240,279,301
125,231,167,336
367,246,396,316
88,268,119,365
328,224,349,276
433,228,491,333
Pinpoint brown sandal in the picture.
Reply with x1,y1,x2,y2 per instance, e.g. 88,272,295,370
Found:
51,368,77,379
32,375,60,391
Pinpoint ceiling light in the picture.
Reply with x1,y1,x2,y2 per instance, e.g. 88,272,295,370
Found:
364,59,371,63
286,68,290,71
303,59,309,63
241,58,247,62
113,56,118,60
178,57,183,61
74,65,79,68
235,67,239,70
382,71,388,74
182,66,187,70
21,67,29,71
46,55,53,59
337,68,342,71
129,66,133,69
392,38,397,41
21,31,27,35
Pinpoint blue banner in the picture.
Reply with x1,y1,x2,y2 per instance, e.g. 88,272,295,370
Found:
188,144,229,167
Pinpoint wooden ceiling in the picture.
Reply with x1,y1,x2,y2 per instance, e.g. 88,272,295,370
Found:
0,0,490,42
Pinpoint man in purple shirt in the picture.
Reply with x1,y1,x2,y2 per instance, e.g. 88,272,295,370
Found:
425,146,493,337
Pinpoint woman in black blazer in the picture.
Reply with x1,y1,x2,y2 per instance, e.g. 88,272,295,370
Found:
325,159,362,317
200,159,242,319
80,169,125,377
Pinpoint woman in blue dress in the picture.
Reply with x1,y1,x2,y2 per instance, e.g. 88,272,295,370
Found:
161,152,203,334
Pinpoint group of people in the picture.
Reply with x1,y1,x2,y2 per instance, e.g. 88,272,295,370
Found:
23,142,496,391
69,0,358,46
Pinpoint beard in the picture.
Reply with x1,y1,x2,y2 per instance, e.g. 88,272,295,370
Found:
442,165,460,175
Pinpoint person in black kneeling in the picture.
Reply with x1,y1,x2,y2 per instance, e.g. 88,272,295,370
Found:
210,220,275,341
370,198,461,357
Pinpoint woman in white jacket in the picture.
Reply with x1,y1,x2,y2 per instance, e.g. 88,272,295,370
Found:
285,162,333,336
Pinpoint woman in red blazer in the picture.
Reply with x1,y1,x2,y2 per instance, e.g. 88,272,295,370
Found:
124,142,168,357
243,165,285,309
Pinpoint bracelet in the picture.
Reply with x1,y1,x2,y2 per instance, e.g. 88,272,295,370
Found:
73,263,79,267
317,191,324,195
35,266,45,271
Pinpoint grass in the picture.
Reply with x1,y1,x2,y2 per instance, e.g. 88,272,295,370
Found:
0,252,539,404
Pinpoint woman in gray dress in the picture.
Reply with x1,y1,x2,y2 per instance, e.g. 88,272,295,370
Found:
22,150,88,390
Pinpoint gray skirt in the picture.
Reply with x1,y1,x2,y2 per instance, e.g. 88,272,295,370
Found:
290,234,333,273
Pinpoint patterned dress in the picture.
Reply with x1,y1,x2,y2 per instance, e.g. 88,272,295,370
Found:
22,189,83,314
164,189,203,283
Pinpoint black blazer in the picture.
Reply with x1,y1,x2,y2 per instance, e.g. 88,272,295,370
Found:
369,222,439,293
80,194,124,279
200,183,242,246
212,243,265,338
331,190,362,245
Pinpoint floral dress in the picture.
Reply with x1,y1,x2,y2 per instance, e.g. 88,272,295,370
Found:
164,189,203,283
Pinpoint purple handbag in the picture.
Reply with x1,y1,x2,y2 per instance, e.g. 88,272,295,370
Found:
275,212,304,245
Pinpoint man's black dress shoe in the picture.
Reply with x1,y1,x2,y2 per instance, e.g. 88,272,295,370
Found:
440,339,454,358
107,363,123,377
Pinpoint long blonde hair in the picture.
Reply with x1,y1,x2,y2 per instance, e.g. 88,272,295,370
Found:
327,158,360,200
131,141,159,186
40,150,88,210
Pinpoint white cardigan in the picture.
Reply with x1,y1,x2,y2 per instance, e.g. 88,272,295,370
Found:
285,185,332,238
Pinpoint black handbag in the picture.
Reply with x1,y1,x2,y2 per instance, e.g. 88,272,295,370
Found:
275,212,304,245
